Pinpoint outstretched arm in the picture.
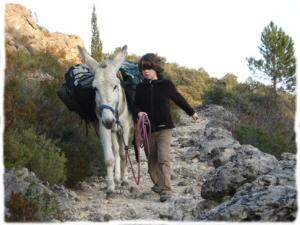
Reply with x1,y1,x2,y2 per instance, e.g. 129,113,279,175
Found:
168,80,198,120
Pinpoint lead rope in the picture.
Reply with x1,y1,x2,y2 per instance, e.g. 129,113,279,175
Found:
120,114,151,185
135,114,151,158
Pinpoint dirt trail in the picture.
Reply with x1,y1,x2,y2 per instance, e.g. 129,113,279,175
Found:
64,115,213,221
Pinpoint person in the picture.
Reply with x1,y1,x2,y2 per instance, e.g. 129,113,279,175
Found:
134,53,198,202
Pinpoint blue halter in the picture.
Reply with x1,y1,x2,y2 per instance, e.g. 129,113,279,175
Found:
98,102,119,120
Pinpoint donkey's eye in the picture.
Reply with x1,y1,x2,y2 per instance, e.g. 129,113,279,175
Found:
113,85,118,91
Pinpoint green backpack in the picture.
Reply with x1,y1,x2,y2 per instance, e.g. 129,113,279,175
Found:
119,61,144,114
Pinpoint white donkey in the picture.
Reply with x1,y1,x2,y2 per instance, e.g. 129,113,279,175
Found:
78,45,133,195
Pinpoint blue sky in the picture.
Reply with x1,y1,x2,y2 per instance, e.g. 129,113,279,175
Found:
3,0,298,82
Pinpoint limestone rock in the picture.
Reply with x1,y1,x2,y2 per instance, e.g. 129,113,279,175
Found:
4,104,296,222
196,104,239,131
4,168,76,221
200,186,296,221
201,145,279,201
5,3,84,64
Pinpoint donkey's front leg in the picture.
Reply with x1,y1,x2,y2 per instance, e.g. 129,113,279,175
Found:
99,124,115,193
112,133,121,184
118,124,130,186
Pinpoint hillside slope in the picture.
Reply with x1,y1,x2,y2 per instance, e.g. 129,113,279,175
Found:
5,3,84,64
5,105,296,222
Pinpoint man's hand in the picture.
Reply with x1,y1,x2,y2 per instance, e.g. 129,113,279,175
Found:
192,112,199,121
138,112,148,119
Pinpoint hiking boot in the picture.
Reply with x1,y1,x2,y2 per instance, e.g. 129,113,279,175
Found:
160,191,171,202
151,185,162,194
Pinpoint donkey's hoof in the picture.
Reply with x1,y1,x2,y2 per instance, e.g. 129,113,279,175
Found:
114,179,121,185
106,190,116,199
121,181,129,187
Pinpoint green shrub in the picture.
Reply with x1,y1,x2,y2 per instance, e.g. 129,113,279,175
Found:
164,63,211,106
4,74,105,187
202,78,296,157
202,81,241,107
6,46,68,79
202,82,227,105
60,133,106,187
7,184,61,222
234,124,295,157
4,128,67,185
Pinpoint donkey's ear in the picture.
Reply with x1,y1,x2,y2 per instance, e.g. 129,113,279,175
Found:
77,45,99,71
113,45,127,69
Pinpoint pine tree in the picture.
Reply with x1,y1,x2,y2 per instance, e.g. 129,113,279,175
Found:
247,21,296,94
91,5,103,62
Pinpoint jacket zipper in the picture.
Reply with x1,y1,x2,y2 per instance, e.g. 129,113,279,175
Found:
150,81,155,131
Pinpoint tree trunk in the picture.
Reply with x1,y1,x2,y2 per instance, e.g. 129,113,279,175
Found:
272,75,277,102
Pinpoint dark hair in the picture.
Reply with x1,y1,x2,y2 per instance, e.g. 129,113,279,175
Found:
138,53,164,78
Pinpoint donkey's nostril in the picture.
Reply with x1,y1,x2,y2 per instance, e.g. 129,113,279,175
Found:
102,120,115,129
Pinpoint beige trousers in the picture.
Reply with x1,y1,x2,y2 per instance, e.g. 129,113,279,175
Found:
145,129,172,194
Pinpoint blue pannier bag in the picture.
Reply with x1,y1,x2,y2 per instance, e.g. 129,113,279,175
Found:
57,61,143,124
57,64,97,123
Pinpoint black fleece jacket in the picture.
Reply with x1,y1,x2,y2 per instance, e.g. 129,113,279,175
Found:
134,78,195,132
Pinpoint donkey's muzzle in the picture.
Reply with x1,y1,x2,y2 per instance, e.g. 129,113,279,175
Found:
99,104,118,129
102,119,115,129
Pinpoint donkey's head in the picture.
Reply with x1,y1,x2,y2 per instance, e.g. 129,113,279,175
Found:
77,45,127,129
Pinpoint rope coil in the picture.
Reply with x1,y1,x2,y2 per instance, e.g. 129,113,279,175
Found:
123,114,151,185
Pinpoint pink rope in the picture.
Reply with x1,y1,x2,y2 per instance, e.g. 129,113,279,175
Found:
125,114,151,185
135,114,151,158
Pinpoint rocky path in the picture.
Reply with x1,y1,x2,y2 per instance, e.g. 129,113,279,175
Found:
63,114,214,222
5,105,296,222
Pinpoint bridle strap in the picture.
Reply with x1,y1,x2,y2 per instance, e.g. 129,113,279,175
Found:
99,102,119,120
99,104,115,115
